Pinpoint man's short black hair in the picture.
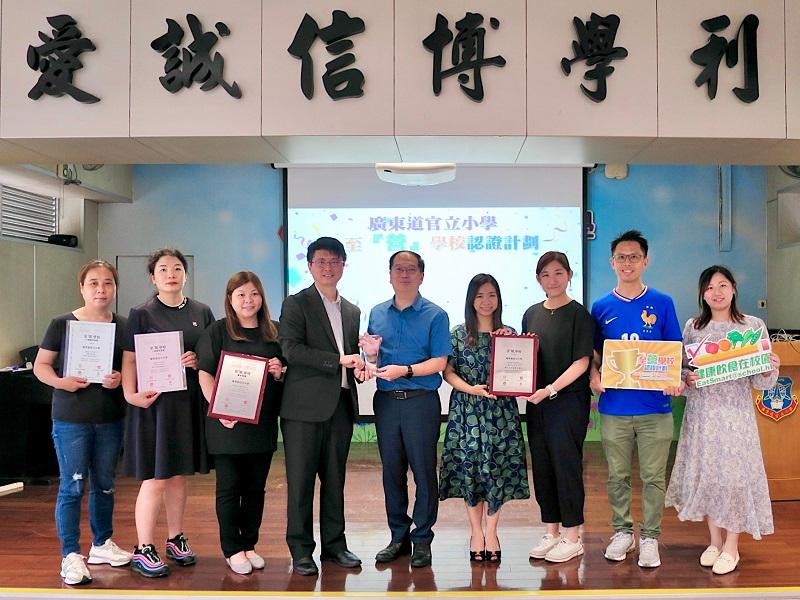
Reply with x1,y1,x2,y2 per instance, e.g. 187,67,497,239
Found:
389,250,425,273
611,230,649,256
307,237,347,263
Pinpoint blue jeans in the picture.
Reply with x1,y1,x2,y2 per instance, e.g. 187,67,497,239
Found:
51,419,124,556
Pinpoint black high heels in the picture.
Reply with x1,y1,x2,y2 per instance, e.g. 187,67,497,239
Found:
485,535,501,562
469,536,485,562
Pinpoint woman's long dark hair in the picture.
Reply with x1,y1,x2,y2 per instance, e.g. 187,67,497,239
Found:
224,271,278,342
693,265,745,330
464,273,503,347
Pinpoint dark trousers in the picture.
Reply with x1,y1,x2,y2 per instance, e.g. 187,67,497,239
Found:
526,389,590,528
214,452,272,558
374,390,441,545
281,391,354,559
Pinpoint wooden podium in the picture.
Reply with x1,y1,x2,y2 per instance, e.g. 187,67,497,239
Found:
753,342,800,501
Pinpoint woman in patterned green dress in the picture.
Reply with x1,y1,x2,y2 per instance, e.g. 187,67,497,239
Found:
439,273,530,562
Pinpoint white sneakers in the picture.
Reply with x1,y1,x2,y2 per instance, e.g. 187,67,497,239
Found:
61,540,132,585
544,538,584,563
603,532,660,567
604,531,636,561
529,534,559,559
637,537,661,568
529,534,584,563
87,539,133,567
60,553,92,585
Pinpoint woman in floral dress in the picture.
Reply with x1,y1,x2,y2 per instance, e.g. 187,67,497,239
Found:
439,273,529,563
666,265,780,575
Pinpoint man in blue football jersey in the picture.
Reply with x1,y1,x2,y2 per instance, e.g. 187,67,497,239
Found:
590,230,684,569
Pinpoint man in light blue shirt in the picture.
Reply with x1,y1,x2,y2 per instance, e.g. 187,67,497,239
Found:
364,250,450,568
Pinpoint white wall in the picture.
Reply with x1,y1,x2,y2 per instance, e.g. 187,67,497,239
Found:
767,167,800,330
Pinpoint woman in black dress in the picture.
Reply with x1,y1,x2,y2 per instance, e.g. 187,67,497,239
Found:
197,271,284,575
121,248,214,578
521,251,594,563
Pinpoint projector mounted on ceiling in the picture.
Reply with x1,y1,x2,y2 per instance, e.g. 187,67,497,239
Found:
375,163,456,186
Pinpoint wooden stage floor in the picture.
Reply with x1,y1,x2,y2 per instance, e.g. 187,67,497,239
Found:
1,442,799,599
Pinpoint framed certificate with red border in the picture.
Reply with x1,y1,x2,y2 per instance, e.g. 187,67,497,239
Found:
207,351,269,424
489,333,538,396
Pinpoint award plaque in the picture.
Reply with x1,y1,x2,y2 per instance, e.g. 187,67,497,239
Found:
489,333,538,396
359,333,382,375
600,339,683,390
207,351,269,424
134,331,187,393
64,320,116,383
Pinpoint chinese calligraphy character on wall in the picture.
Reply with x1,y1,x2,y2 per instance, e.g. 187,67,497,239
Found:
422,12,506,102
560,13,628,103
691,14,759,103
288,10,366,100
151,14,242,98
27,14,99,104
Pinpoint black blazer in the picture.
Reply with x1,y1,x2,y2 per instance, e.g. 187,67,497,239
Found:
278,284,360,422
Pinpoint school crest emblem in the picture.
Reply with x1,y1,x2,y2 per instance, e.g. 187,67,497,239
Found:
756,376,798,422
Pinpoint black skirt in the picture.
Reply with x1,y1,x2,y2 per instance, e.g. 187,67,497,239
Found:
124,372,211,480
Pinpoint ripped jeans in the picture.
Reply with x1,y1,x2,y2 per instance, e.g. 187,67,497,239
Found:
51,419,124,556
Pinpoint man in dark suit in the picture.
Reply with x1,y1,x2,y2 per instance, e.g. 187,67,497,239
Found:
279,237,364,576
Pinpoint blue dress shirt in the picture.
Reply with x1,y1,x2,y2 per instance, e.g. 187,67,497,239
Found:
367,294,451,392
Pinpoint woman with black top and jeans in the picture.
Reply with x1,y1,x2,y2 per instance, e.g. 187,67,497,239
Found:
34,260,132,585
520,251,594,563
197,271,284,575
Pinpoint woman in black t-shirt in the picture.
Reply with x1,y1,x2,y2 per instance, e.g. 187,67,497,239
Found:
197,271,284,575
121,248,214,578
34,260,132,585
520,251,595,564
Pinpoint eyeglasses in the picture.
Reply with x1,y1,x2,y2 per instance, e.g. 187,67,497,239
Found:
612,253,644,264
391,267,419,275
311,259,345,268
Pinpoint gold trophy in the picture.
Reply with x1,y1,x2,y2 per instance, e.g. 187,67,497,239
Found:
608,348,642,388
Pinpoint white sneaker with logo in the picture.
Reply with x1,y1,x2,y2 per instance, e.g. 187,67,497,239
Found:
60,552,92,585
528,533,559,559
604,531,635,561
638,537,661,568
544,538,584,563
88,539,133,567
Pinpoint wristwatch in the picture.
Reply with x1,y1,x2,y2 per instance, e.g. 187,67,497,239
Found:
546,384,558,399
405,365,414,379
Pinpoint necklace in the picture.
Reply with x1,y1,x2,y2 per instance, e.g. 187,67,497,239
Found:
158,295,188,309
544,301,566,315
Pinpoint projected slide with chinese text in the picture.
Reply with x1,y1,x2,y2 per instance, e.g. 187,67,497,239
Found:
285,166,584,415
287,206,583,333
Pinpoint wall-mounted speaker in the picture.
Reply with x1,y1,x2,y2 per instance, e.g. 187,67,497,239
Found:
47,234,78,247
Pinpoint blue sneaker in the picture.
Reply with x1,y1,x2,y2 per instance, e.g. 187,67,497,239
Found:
165,533,196,566
130,544,170,578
